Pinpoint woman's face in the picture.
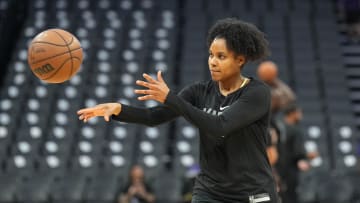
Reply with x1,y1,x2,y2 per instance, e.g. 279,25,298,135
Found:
208,38,245,82
130,166,144,184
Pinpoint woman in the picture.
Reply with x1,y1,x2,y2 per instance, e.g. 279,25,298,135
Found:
78,18,279,203
118,165,155,203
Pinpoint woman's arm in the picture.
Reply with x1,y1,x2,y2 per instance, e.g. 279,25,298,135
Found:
111,104,178,126
77,71,194,126
77,100,179,126
165,85,270,136
135,72,271,137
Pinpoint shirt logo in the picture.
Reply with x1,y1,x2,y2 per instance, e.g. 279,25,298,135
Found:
219,106,230,111
203,107,221,115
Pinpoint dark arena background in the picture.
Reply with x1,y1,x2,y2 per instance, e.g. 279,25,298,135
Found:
0,0,360,203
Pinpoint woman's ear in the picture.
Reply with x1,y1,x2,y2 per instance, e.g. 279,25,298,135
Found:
237,55,246,68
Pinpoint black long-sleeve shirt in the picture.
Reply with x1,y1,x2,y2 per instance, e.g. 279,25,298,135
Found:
112,78,278,202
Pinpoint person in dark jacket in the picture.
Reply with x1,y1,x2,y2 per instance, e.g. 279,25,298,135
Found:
276,104,318,203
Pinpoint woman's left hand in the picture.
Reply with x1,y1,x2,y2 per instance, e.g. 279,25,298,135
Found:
135,71,170,103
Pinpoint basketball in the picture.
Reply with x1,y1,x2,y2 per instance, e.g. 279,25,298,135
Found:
27,29,83,83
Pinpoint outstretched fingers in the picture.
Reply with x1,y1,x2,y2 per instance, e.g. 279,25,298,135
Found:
137,95,155,101
77,106,103,122
134,88,157,95
136,80,153,89
142,73,157,84
134,71,169,103
77,103,121,123
157,71,164,82
78,111,94,122
77,107,95,115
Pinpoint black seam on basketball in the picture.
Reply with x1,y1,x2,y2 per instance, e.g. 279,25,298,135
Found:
53,30,75,80
30,47,82,65
31,39,74,47
42,57,72,80
41,56,82,81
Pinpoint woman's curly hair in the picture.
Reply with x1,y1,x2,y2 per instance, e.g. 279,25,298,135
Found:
207,18,270,62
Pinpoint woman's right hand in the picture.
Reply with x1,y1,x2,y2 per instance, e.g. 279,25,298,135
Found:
77,103,121,122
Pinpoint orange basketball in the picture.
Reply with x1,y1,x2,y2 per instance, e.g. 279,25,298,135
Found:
27,29,83,83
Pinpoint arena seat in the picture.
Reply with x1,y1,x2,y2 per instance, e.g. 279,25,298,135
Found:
15,172,54,203
0,173,21,203
173,118,200,181
49,171,89,203
82,171,121,203
316,173,354,203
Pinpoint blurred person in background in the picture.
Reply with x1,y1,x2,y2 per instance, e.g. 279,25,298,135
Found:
257,61,295,176
276,104,318,203
181,164,200,203
118,165,156,203
337,0,360,43
257,61,296,114
266,126,283,196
